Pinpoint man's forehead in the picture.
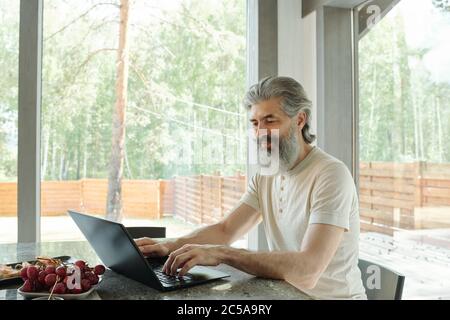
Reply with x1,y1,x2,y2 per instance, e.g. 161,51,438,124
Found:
249,98,284,118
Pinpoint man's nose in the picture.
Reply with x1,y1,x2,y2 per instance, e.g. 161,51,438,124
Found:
256,126,270,137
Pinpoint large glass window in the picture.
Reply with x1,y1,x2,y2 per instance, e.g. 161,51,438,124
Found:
0,0,19,244
41,0,247,246
358,0,450,299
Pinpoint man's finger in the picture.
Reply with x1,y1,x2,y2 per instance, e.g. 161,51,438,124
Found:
163,252,178,274
170,252,193,276
140,244,165,256
163,245,191,273
135,237,156,246
178,259,197,277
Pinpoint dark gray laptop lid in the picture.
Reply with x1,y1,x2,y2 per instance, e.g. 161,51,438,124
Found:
68,210,161,289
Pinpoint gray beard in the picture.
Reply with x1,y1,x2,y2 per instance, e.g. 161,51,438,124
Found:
257,124,300,174
278,124,300,173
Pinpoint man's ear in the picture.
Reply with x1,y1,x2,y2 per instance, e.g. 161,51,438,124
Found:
297,112,307,130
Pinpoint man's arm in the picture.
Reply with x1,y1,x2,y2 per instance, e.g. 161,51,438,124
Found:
164,223,344,290
136,203,261,256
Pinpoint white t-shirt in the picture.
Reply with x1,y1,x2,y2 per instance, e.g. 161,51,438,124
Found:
240,146,367,300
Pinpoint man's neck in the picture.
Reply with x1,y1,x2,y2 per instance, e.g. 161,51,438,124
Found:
288,143,314,171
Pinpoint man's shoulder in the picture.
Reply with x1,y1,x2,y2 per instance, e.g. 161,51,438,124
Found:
311,148,349,173
310,149,356,190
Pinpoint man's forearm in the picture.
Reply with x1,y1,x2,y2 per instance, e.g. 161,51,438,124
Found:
219,247,319,290
167,203,260,253
169,223,231,251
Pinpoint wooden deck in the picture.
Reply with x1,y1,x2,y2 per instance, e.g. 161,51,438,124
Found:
360,230,450,300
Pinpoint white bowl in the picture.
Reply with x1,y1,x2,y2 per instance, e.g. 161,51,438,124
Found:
32,296,64,300
18,278,102,300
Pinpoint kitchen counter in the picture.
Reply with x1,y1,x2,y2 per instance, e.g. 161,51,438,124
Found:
0,241,310,300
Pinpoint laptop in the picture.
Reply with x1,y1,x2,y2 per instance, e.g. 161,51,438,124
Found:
68,210,229,291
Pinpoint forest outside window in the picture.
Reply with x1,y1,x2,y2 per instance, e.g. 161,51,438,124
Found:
358,0,450,299
0,0,19,243
0,0,248,247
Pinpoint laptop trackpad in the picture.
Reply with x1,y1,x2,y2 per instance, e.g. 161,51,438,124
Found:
188,266,215,280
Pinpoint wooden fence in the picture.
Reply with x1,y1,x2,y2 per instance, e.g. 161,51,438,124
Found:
0,176,246,221
359,162,450,235
1,162,449,235
171,174,246,225
0,179,161,219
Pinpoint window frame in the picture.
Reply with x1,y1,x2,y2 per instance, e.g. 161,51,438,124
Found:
17,0,43,243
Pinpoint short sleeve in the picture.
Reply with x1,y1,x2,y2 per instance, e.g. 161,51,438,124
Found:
238,174,260,211
309,163,357,231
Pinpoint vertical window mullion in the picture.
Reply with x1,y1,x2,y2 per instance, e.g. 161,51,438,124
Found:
17,0,43,243
246,0,277,251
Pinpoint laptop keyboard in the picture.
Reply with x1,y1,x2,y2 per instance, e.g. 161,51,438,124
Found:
151,265,194,285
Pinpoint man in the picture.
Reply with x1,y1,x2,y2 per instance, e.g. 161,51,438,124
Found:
136,76,367,300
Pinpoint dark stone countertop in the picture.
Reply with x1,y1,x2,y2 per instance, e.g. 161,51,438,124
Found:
0,241,310,300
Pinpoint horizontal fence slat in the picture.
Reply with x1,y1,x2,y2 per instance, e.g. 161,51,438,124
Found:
422,179,450,188
359,181,415,194
422,187,450,198
359,195,414,210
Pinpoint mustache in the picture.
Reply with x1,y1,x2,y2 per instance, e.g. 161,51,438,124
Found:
258,135,270,145
257,134,275,145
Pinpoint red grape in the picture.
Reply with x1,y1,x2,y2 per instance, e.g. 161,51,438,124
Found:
44,273,57,286
38,270,47,285
74,260,86,271
69,288,83,294
56,266,66,278
34,281,44,292
20,267,28,280
83,271,93,280
27,266,39,280
21,279,34,292
84,270,92,276
45,265,56,274
84,271,99,285
53,283,66,295
94,265,105,275
81,279,91,292
90,274,99,285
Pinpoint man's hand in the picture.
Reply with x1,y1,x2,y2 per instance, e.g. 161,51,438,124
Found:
162,244,227,277
133,203,259,262
135,237,175,257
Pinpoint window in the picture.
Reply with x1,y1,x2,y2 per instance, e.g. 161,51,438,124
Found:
0,0,19,244
358,0,450,298
41,0,247,246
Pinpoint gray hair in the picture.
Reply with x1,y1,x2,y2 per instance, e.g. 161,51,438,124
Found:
243,76,316,144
